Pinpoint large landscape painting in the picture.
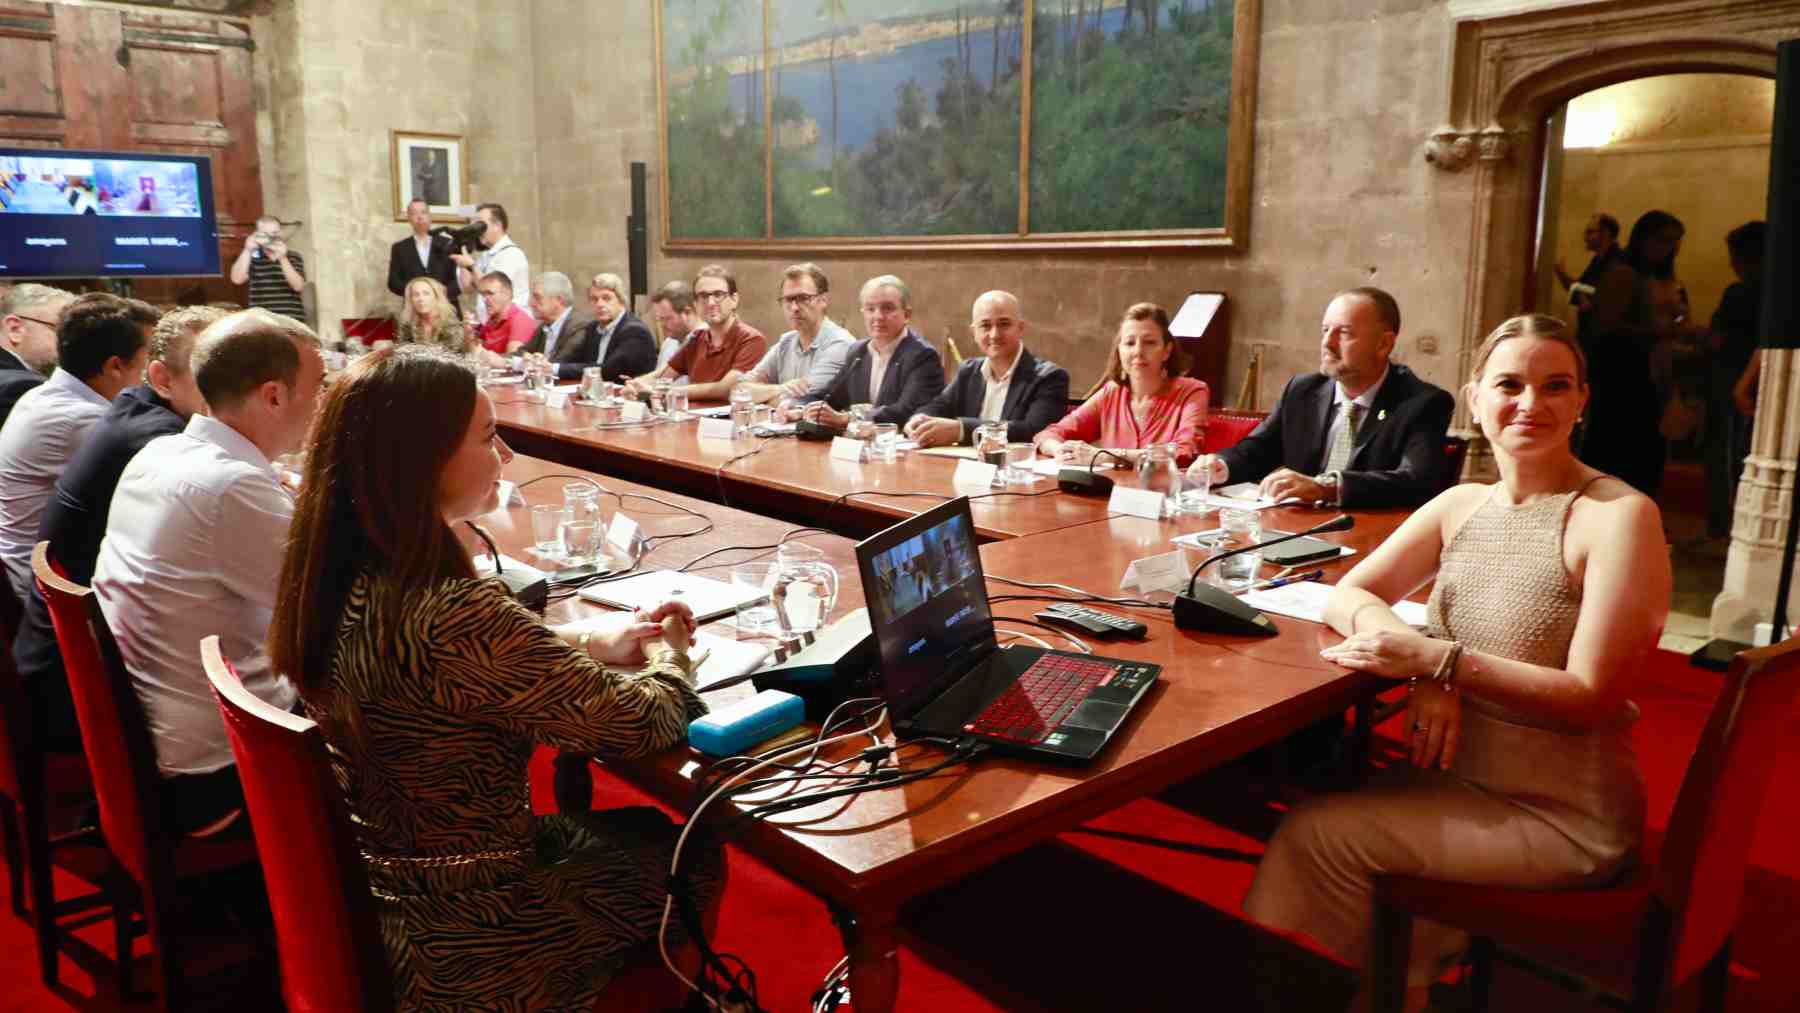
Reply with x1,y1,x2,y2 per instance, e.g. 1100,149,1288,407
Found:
657,0,1256,249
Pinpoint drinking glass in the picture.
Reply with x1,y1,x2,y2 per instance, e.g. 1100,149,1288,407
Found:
751,403,773,429
667,386,690,419
870,423,900,463
974,423,1008,486
775,542,839,633
731,563,781,639
560,519,602,564
652,377,673,415
563,481,605,534
530,504,570,553
848,403,875,439
1004,442,1035,485
595,402,622,425
1177,457,1213,515
580,367,604,402
1215,508,1263,588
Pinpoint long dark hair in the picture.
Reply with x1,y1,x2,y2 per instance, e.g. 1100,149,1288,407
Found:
1101,302,1189,388
269,346,479,695
1625,209,1685,280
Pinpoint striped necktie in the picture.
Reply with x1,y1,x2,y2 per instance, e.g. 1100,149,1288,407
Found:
1325,401,1363,473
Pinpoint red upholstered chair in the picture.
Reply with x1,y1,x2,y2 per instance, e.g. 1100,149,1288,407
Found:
1369,636,1800,1012
32,542,259,1011
1443,436,1470,488
0,583,108,986
1200,409,1267,454
202,636,394,1012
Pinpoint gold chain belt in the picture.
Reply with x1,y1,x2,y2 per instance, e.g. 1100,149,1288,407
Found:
360,847,527,870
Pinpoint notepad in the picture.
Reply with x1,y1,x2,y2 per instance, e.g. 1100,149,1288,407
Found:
576,569,766,622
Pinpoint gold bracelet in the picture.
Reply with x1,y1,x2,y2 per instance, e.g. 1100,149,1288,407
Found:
576,631,594,658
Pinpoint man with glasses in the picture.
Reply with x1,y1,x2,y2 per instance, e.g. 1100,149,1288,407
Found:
626,264,766,401
798,274,945,427
727,262,852,405
0,283,74,428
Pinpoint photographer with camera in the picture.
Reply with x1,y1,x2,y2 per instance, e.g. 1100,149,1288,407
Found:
451,202,528,326
387,197,461,306
229,215,306,321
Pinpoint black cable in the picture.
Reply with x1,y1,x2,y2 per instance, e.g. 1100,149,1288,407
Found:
714,435,776,507
675,526,834,574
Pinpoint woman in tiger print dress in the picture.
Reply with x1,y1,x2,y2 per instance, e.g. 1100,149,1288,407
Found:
269,346,721,1011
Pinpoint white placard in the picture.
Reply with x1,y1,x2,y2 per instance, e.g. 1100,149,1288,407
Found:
830,436,867,462
1107,484,1166,520
1120,549,1189,594
620,400,648,422
607,511,640,552
952,458,999,490
1031,457,1067,477
697,416,736,440
487,479,522,514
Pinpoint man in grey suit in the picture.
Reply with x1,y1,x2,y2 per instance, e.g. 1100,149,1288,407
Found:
520,272,594,380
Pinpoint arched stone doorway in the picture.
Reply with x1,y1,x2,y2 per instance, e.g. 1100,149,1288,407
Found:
1432,0,1800,643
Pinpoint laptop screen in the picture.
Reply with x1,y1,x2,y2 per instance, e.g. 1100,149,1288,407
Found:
854,498,994,719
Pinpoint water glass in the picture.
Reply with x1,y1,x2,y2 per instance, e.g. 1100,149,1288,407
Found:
521,362,545,403
731,563,781,638
595,401,622,425
1177,459,1213,515
848,403,875,440
667,386,690,419
974,422,1008,486
776,542,839,633
530,504,570,553
1215,508,1263,588
580,367,605,402
870,423,900,463
560,519,602,564
563,481,605,532
1004,442,1035,485
752,403,773,429
652,377,673,415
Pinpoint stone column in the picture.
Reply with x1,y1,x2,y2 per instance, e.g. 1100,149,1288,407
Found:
1713,348,1800,641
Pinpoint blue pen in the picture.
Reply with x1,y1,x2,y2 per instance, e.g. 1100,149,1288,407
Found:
1246,568,1325,592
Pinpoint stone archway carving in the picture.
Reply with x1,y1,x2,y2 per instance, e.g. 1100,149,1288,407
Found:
1434,0,1800,642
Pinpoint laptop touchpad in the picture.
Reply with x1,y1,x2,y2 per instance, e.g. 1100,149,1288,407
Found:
1063,699,1126,731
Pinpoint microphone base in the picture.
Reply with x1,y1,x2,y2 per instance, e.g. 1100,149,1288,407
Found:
1173,582,1279,636
1057,467,1114,496
796,420,842,440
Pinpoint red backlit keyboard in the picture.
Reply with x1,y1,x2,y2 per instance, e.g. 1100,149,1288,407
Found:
963,653,1122,743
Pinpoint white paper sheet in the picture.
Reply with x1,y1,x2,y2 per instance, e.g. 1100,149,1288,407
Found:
1237,581,1425,628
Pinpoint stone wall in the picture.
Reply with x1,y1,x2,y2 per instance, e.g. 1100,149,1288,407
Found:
528,0,1470,402
256,0,540,334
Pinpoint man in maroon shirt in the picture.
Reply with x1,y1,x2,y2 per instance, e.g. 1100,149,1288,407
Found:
625,264,766,401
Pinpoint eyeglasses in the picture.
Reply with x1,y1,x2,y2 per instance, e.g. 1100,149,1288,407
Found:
13,315,56,330
778,294,819,308
696,290,734,303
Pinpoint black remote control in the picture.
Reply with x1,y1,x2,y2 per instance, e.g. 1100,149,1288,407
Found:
1036,603,1148,639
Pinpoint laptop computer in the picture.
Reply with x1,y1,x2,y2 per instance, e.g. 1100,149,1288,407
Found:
854,498,1159,763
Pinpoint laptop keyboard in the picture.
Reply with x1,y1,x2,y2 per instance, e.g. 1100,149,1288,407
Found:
963,653,1124,744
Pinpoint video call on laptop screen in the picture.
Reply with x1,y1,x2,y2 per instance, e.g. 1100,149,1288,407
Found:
864,508,994,716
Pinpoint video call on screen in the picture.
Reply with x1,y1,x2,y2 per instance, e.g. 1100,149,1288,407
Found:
869,514,992,713
0,151,220,278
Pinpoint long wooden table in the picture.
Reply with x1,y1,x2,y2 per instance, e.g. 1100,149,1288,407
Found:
488,453,1406,1011
492,396,1115,541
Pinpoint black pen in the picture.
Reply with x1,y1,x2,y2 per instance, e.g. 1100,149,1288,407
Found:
1243,568,1326,592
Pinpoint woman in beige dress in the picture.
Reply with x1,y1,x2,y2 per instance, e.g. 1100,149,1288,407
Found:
393,276,469,353
1243,314,1671,1012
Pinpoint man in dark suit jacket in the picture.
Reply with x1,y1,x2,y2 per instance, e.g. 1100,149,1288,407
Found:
905,290,1070,445
0,283,73,429
799,275,945,427
1197,287,1454,508
516,271,596,381
526,272,656,383
386,198,461,305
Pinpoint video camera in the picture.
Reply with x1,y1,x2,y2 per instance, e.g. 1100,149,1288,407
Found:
431,221,487,256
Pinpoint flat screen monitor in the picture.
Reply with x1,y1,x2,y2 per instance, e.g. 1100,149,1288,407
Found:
0,146,221,279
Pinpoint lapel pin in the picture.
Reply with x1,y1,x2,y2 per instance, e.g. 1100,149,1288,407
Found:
1377,409,1387,422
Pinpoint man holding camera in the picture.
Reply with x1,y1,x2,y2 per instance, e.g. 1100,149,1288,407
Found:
228,215,306,322
386,197,461,305
451,202,529,326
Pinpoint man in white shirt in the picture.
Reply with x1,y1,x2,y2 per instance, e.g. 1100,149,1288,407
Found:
93,308,325,832
0,282,75,427
738,262,853,404
385,196,459,306
451,202,529,325
0,293,154,602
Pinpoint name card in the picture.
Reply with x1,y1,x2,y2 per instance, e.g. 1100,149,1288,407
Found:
607,511,641,552
620,400,648,422
830,436,867,462
952,458,999,490
544,388,569,409
1121,549,1189,595
1108,484,1167,520
697,416,736,440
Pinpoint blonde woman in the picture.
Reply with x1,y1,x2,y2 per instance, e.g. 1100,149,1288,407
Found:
394,276,468,353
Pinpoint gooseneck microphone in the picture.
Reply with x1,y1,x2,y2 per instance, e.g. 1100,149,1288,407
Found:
1172,514,1355,635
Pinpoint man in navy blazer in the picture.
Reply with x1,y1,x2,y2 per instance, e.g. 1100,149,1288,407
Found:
1194,287,1454,508
559,273,659,383
905,290,1069,445
385,198,461,306
798,275,945,426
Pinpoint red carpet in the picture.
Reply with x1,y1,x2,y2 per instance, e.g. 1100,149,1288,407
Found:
3,648,1797,1011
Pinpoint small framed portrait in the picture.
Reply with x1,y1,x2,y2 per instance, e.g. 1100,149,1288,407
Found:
390,130,467,221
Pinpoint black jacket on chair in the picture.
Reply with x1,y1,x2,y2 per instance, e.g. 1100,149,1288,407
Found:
543,311,658,383
0,347,44,432
1215,362,1454,508
802,330,945,425
912,349,1070,444
386,233,461,305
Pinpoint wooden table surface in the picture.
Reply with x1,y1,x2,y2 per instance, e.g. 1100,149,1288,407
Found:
489,452,1410,1011
492,396,1115,541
